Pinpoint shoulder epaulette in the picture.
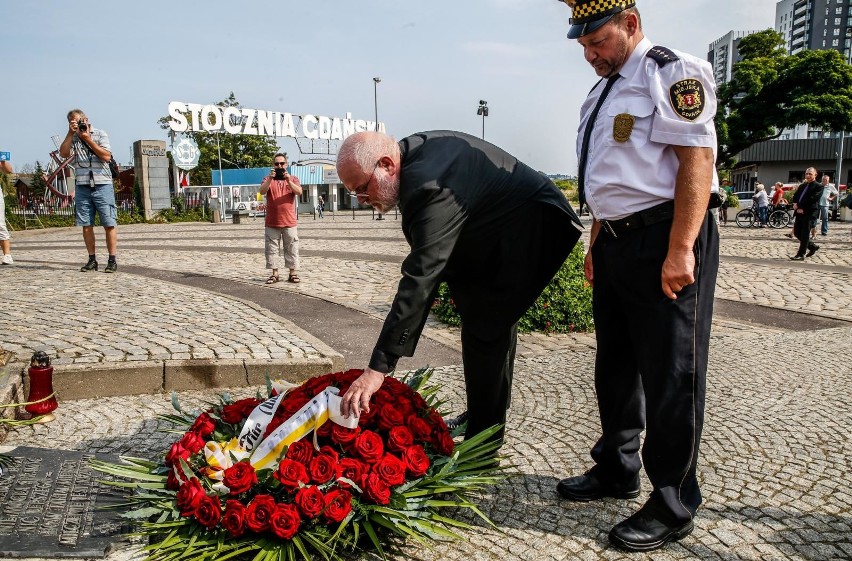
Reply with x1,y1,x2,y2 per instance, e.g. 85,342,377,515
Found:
647,46,679,68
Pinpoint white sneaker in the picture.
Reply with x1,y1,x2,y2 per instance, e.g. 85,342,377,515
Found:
1,254,12,265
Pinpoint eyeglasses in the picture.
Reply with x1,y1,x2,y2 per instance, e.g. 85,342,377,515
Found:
274,162,288,167
350,160,380,197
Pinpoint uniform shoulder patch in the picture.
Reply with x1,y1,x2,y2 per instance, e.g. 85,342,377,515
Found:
647,46,679,68
668,78,706,121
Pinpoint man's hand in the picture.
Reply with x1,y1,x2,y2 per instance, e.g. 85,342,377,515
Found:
340,368,385,418
661,247,695,300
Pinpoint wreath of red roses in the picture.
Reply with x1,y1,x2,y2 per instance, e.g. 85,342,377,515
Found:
163,369,455,539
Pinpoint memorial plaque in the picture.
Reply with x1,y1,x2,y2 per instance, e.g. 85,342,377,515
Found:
0,447,128,558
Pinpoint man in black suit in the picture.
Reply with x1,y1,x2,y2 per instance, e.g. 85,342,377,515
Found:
789,167,824,261
336,130,582,444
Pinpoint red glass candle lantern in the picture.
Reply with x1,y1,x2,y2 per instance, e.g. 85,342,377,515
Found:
25,351,58,422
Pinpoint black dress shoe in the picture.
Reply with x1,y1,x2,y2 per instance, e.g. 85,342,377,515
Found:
609,504,694,552
446,411,468,433
556,472,640,502
80,260,98,272
789,255,805,261
806,244,820,257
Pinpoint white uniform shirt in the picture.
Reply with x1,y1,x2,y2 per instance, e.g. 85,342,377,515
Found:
577,37,719,221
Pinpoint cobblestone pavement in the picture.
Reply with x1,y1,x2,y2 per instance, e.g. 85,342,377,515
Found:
1,216,851,560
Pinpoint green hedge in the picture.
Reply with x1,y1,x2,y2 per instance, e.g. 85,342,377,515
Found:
431,242,594,334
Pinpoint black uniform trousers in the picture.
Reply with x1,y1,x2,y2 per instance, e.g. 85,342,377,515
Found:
589,211,719,524
448,202,578,444
793,214,817,257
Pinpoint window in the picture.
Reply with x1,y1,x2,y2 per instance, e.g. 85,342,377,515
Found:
834,27,841,35
835,17,842,24
837,6,844,13
833,38,840,45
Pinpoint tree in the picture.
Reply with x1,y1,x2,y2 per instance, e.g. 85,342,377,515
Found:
716,29,852,167
29,161,47,202
157,92,280,185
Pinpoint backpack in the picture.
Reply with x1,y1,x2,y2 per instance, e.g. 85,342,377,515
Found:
109,157,121,179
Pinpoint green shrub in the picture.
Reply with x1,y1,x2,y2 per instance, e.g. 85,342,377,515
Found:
431,243,594,334
727,193,740,208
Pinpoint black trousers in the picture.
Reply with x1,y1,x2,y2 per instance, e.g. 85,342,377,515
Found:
589,212,719,524
793,214,817,257
449,202,579,445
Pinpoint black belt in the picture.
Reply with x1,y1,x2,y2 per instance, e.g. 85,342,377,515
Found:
599,201,675,238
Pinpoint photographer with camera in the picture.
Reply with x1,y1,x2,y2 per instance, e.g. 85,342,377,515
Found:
59,109,118,273
259,153,302,284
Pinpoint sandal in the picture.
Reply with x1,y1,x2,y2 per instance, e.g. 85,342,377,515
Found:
288,273,301,283
265,274,280,284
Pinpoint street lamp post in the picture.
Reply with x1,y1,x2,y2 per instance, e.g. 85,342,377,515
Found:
477,100,489,140
215,132,224,222
373,77,385,220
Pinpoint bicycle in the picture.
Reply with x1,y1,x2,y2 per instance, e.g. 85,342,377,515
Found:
735,207,758,228
767,203,793,229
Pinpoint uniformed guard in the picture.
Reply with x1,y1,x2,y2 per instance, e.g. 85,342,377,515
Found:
555,0,721,552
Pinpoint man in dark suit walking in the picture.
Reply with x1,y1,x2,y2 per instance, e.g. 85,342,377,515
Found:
335,130,582,445
789,167,824,261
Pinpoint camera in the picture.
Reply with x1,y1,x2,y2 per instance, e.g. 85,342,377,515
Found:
77,119,87,132
274,168,286,180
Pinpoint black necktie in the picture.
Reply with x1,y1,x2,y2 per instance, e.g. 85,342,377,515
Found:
578,74,621,211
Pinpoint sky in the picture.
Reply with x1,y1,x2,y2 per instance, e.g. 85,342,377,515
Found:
3,0,779,176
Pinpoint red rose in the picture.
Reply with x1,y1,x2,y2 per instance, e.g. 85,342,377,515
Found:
223,461,258,495
190,412,217,437
374,453,407,486
270,503,301,540
221,499,247,537
331,425,360,447
309,454,337,484
194,494,222,529
434,431,455,456
245,494,277,533
407,415,433,442
403,445,430,477
353,430,384,463
295,485,325,518
372,389,393,406
165,442,191,466
427,410,448,432
410,392,427,411
362,472,391,505
180,431,206,455
285,440,314,466
274,459,309,490
323,489,352,523
377,404,405,431
220,398,261,424
336,458,368,489
176,478,206,517
386,426,414,453
385,379,410,396
357,406,378,428
166,465,186,490
316,419,333,438
318,445,339,463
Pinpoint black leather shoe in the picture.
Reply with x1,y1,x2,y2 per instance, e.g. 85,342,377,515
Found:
609,505,694,552
556,472,640,502
104,261,117,273
789,255,805,261
806,245,820,257
80,260,98,272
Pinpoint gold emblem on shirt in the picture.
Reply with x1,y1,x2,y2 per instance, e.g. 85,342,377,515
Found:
669,78,705,121
613,113,635,143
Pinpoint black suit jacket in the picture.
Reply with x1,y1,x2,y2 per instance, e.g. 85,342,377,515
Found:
369,131,582,372
792,180,824,220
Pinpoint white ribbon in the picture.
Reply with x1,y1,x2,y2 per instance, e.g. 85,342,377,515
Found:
202,385,359,491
